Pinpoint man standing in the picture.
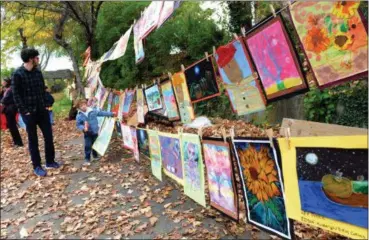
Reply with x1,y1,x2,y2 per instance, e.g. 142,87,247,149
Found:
11,48,60,177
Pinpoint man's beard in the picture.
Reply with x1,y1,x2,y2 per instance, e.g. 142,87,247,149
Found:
32,60,39,68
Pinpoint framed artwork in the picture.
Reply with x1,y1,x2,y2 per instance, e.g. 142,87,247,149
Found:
136,88,145,124
289,2,368,88
123,89,135,117
161,80,180,121
171,72,195,124
184,57,220,103
137,128,150,158
215,38,266,115
92,118,115,156
147,129,162,181
202,138,238,220
181,133,206,207
144,84,163,111
278,135,368,239
158,132,183,185
245,16,308,101
131,127,139,162
232,138,292,239
122,124,134,151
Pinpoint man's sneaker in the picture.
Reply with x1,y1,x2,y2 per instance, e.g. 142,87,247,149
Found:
34,166,47,177
45,162,61,169
83,160,91,166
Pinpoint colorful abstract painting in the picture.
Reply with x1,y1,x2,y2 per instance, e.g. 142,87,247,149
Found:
92,117,115,156
122,124,134,151
171,72,195,123
184,57,220,103
246,16,307,100
131,127,139,162
215,38,266,115
148,130,162,181
159,133,183,185
161,81,180,121
137,128,150,158
181,133,206,207
203,139,238,220
137,88,145,124
290,2,368,87
278,136,368,239
233,139,292,239
123,89,135,117
144,84,163,111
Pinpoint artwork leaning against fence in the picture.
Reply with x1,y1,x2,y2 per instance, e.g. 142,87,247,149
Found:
202,139,238,220
161,80,180,121
289,1,368,88
159,133,183,185
148,130,162,181
181,133,206,207
246,16,307,101
232,138,292,239
215,38,266,115
137,128,150,158
123,89,135,117
184,57,220,103
171,72,195,124
92,118,115,156
144,84,163,111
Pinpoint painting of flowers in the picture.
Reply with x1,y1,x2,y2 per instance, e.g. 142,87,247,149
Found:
161,81,180,121
203,139,238,220
233,139,291,239
245,16,307,101
290,1,368,87
159,133,183,185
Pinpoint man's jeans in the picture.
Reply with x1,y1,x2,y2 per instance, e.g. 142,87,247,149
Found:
21,109,55,169
84,133,98,161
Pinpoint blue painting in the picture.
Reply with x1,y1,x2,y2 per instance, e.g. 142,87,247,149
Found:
233,139,291,239
137,129,150,158
159,135,183,182
123,90,135,116
297,147,368,228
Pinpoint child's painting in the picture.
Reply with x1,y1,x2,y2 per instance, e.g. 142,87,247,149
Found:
107,92,114,112
246,16,307,101
290,2,368,88
133,17,145,64
171,72,195,123
148,130,162,181
233,139,292,239
278,136,368,239
111,93,120,115
202,139,238,220
161,81,180,121
159,133,183,185
141,1,163,39
118,92,125,121
157,1,175,28
137,88,145,124
297,147,368,228
123,89,135,117
115,120,122,138
137,128,150,158
92,118,115,156
144,84,163,111
122,124,134,151
215,38,266,115
107,25,132,61
99,89,110,109
181,133,206,207
184,57,220,103
131,127,139,162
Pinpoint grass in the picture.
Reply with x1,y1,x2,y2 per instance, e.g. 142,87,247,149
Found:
52,92,72,119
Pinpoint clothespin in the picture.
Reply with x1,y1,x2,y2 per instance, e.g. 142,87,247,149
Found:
233,33,239,39
198,127,203,141
205,52,209,61
266,128,275,149
181,64,185,72
284,127,291,150
212,46,217,56
230,126,235,142
270,5,276,18
221,127,227,143
252,72,259,79
241,27,246,37
177,127,183,136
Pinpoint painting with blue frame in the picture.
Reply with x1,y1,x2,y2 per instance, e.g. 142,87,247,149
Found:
297,147,368,229
233,139,292,239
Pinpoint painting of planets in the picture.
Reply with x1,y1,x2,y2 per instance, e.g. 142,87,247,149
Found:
297,147,368,228
184,57,220,103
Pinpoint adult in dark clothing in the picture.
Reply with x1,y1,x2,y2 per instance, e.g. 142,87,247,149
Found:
45,86,55,125
1,78,23,147
11,48,61,177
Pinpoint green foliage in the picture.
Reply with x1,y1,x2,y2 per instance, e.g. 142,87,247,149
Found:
53,92,72,119
1,67,15,79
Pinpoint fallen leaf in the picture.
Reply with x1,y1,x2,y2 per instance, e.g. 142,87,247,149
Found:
164,203,172,209
19,227,28,238
127,189,133,194
149,217,158,226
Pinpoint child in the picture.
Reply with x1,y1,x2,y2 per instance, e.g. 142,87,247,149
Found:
45,86,55,125
76,99,116,165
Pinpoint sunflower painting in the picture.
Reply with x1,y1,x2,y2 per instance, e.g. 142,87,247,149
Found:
290,1,368,88
233,139,292,239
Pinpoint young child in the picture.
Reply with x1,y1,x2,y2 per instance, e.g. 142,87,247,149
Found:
76,99,116,165
45,86,55,125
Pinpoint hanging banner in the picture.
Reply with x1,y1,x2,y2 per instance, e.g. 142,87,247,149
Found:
107,25,133,61
161,80,180,121
157,1,175,28
148,129,162,181
171,72,195,124
137,88,145,124
92,117,115,156
134,18,145,64
123,89,136,117
122,124,135,151
131,126,140,162
140,1,163,39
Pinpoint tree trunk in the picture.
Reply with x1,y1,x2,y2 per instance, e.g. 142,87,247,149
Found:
67,48,84,98
18,28,28,49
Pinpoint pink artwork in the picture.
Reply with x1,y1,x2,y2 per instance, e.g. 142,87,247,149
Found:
246,16,307,100
131,127,139,162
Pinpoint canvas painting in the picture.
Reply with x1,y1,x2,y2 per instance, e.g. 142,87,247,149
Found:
123,89,135,117
147,130,162,181
144,84,163,111
137,88,145,124
131,127,139,162
184,57,220,103
137,128,150,158
290,2,368,87
161,81,180,121
233,139,292,239
246,16,307,100
278,136,368,239
203,139,238,220
159,133,183,185
171,72,195,123
134,17,145,64
122,124,134,151
215,38,266,115
181,133,206,207
92,117,115,156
